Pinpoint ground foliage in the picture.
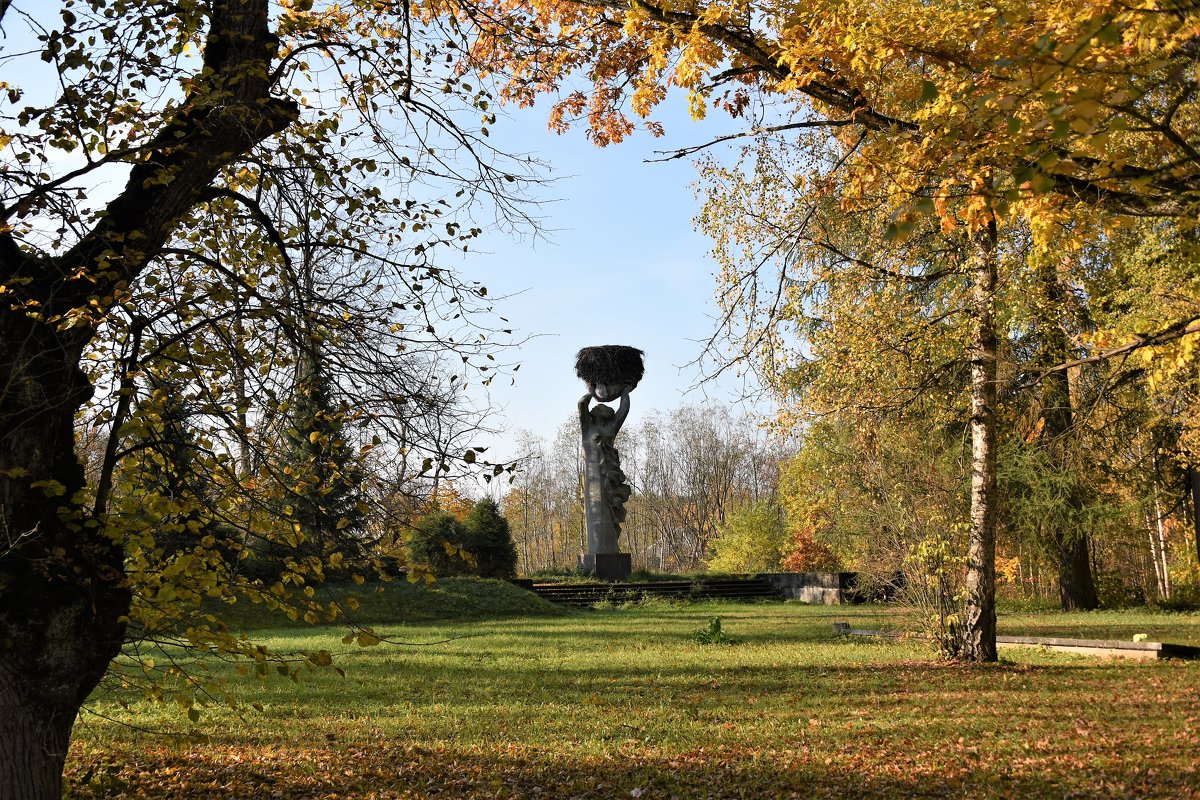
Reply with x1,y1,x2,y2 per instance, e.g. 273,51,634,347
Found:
68,602,1199,799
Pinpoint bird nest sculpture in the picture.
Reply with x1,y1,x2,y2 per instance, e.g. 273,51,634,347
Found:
575,345,645,401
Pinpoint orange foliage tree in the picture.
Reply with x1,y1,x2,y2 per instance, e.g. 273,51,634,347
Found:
424,481,479,521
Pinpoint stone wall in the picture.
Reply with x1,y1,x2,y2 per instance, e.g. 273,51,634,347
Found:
755,572,858,604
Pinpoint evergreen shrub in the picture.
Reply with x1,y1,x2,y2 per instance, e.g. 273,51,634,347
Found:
409,499,518,579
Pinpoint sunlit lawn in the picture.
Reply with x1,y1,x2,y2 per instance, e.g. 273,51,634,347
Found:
68,599,1200,798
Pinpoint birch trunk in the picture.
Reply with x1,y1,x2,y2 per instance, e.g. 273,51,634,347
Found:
961,221,999,662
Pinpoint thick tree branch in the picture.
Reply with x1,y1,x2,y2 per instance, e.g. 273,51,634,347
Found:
41,0,298,316
1010,317,1200,393
1048,318,1200,374
619,0,915,132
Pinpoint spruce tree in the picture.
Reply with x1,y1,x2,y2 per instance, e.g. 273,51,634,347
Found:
463,497,518,579
276,343,367,570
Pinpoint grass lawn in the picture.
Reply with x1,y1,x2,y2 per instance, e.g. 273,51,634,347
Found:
67,590,1199,799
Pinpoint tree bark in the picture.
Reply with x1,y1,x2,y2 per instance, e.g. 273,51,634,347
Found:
1055,532,1099,610
1190,466,1200,565
0,671,77,800
961,221,999,662
1043,374,1099,611
0,318,129,800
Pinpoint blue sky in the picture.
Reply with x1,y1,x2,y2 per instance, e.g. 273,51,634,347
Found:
1,9,766,461
463,101,766,458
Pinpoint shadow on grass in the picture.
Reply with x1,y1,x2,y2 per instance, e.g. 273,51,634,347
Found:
67,736,1198,799
80,603,1200,798
263,656,1175,726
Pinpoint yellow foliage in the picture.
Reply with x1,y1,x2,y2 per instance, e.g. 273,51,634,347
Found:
996,556,1022,587
460,0,1200,232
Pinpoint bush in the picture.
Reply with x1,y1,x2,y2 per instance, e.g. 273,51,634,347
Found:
409,499,518,579
706,500,788,573
408,511,473,576
462,497,518,579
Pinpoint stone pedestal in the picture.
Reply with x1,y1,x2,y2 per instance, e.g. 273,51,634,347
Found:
579,552,631,581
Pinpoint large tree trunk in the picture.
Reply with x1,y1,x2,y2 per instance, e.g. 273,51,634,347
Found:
1043,370,1099,611
0,670,90,800
1055,531,1099,610
0,319,130,800
0,5,296,795
1190,466,1200,565
1035,265,1099,611
961,221,999,662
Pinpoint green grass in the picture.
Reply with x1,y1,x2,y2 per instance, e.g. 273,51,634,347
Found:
68,597,1200,799
849,602,1200,646
209,575,569,631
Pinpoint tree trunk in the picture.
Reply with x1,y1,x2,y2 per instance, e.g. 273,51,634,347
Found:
961,221,999,662
1035,263,1099,611
0,672,79,800
1190,466,1200,565
1056,532,1099,610
0,320,131,800
1153,487,1171,599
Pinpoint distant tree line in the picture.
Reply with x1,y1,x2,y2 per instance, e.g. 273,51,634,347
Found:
502,395,1200,611
503,404,783,574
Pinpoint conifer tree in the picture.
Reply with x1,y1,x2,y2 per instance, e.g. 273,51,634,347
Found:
276,341,368,566
463,497,519,580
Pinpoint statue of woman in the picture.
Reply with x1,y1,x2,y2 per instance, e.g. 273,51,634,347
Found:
578,389,632,555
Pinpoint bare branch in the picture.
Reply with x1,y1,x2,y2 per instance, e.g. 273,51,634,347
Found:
646,119,859,163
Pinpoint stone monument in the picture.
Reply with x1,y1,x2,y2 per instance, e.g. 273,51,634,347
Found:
575,345,643,580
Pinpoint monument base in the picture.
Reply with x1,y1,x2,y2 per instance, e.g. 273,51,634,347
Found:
579,552,632,581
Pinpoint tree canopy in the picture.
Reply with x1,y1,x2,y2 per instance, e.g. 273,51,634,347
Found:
448,0,1200,659
0,1,536,796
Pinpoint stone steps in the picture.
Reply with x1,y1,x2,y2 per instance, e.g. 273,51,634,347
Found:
530,576,782,607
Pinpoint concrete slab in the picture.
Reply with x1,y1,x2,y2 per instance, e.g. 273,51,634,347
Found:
832,623,1200,660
